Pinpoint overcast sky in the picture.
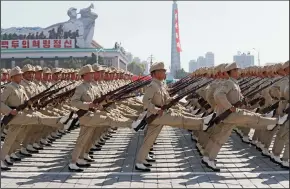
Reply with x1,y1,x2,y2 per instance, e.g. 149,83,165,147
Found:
1,1,289,71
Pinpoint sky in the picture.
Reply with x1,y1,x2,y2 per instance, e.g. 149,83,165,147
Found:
1,1,289,71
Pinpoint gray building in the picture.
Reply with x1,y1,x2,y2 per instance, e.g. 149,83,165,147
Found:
126,52,133,63
233,52,255,68
188,60,197,72
133,57,141,64
141,60,149,75
205,52,214,67
170,1,181,78
197,56,206,68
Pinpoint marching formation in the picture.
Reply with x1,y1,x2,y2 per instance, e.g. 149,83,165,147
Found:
0,60,289,173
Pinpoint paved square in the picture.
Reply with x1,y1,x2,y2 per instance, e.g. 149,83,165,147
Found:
1,127,289,188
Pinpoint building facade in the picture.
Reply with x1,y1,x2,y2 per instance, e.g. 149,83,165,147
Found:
205,52,214,67
0,4,130,70
188,60,197,72
197,56,206,68
233,52,255,68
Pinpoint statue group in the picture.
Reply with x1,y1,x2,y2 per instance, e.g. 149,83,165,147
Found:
1,3,98,48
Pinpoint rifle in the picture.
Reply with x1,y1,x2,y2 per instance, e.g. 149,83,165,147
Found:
100,80,151,110
169,77,202,96
169,76,197,92
33,81,75,106
206,76,286,128
259,101,279,114
170,75,191,88
75,78,150,118
134,79,213,131
1,81,60,126
37,87,76,109
246,77,286,105
240,77,263,91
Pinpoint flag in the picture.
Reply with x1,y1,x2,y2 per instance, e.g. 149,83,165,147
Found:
174,9,182,52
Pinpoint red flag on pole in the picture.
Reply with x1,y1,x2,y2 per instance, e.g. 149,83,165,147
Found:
174,9,182,53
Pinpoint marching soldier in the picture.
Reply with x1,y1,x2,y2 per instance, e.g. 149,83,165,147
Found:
134,62,214,171
201,62,288,171
0,66,69,170
68,64,135,172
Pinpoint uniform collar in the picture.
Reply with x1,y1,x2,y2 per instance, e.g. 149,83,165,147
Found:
11,81,21,88
152,78,163,86
230,77,238,84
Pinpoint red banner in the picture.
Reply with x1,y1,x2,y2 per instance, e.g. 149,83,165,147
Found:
174,9,182,52
1,39,75,49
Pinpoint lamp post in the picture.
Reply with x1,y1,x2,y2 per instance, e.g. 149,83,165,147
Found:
96,48,104,65
146,54,155,74
252,48,260,66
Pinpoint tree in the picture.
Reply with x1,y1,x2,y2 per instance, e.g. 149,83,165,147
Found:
175,68,189,79
127,62,145,75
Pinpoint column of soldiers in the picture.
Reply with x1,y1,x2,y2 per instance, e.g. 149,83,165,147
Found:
1,60,289,173
0,64,139,171
184,61,289,172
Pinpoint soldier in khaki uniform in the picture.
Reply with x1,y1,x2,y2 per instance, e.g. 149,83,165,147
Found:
196,63,228,154
134,62,214,172
68,64,136,172
201,62,288,171
1,66,68,170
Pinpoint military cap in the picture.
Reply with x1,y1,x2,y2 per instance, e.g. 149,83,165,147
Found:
92,63,104,71
43,67,51,74
22,64,35,72
282,61,289,69
35,65,43,72
0,68,8,74
79,64,94,76
224,62,240,72
150,62,166,72
72,69,78,73
274,63,283,71
52,68,62,74
215,64,225,73
10,66,23,77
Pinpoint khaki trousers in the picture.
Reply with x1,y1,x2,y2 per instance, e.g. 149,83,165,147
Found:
71,126,94,162
81,126,106,156
136,124,163,163
79,112,132,128
204,108,278,160
199,126,215,149
204,123,234,160
150,112,203,130
251,129,262,141
2,125,25,160
272,121,289,160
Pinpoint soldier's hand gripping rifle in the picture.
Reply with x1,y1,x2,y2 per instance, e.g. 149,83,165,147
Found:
1,81,60,126
134,79,213,132
75,77,150,118
205,76,287,129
